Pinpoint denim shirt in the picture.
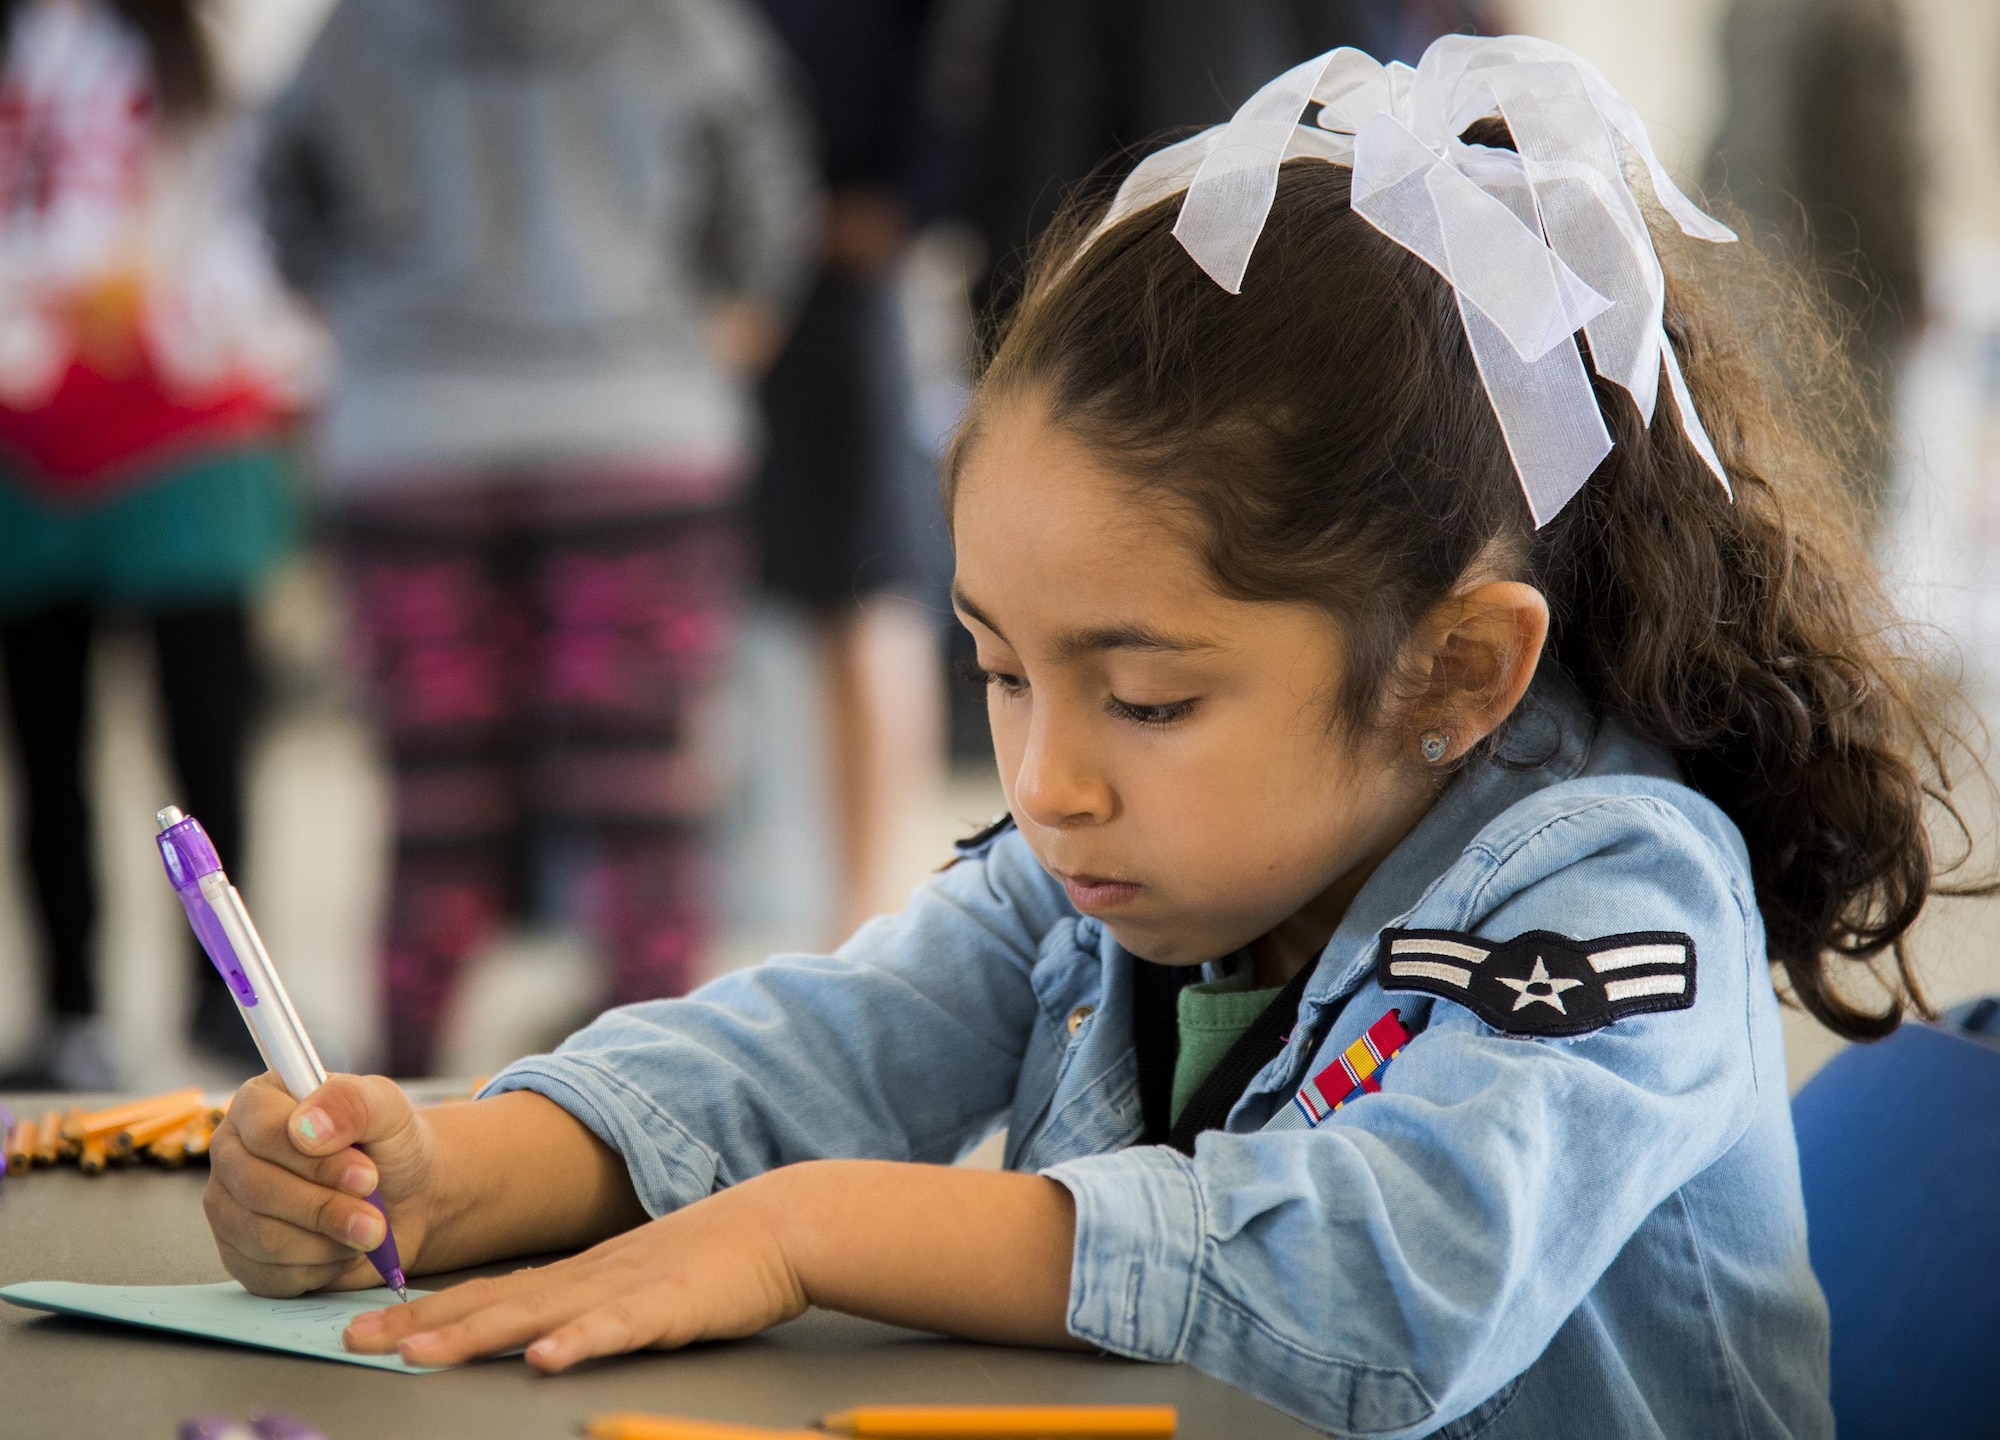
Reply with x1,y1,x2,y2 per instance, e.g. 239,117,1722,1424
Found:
484,677,1832,1439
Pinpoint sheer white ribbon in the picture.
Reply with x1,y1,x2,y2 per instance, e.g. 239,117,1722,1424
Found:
1089,36,1736,527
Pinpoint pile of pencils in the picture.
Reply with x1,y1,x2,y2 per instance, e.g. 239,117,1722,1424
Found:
2,1088,226,1178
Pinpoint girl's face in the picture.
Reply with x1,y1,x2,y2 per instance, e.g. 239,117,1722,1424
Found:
952,400,1438,970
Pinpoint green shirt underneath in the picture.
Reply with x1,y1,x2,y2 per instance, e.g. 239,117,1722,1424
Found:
1170,967,1285,1127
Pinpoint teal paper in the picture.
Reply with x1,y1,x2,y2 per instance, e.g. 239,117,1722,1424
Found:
0,1280,444,1372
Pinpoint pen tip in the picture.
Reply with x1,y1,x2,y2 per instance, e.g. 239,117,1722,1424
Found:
396,1285,408,1303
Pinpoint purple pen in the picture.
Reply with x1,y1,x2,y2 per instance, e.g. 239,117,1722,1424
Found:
155,805,409,1301
250,1413,331,1440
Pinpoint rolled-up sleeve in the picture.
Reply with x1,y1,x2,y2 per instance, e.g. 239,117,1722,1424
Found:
1047,795,1764,1438
481,830,1068,1218
1053,1145,1206,1362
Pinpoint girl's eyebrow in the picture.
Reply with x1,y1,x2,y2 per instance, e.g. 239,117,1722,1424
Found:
951,585,1006,639
951,586,1013,646
952,586,1219,658
1051,623,1221,660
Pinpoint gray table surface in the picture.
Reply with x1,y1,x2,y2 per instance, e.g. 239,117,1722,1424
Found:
0,1096,1317,1440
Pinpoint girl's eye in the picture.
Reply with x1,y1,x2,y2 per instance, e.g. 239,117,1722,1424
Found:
1107,695,1198,727
957,656,1028,696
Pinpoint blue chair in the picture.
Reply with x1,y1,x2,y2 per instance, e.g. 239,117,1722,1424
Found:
1792,1012,2000,1439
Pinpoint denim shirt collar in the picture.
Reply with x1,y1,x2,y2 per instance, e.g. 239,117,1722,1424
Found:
1300,670,1611,1017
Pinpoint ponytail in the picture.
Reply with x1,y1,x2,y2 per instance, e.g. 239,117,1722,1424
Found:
1538,239,1966,1038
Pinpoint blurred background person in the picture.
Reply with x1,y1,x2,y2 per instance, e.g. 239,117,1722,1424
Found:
257,0,813,1076
749,0,954,940
1704,0,1924,526
942,0,1414,341
0,0,313,1088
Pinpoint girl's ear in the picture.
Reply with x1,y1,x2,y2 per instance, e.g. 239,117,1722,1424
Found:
1411,581,1550,764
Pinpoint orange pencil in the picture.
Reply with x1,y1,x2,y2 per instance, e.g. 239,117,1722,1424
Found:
78,1135,108,1175
147,1131,189,1168
819,1407,1177,1438
585,1416,818,1440
63,1088,203,1145
183,1116,217,1159
112,1101,207,1156
74,1086,202,1129
34,1110,62,1165
5,1116,35,1174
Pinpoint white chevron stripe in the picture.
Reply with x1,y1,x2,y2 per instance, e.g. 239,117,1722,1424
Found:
1388,959,1473,987
1589,943,1688,973
1390,938,1489,963
1604,973,1687,1003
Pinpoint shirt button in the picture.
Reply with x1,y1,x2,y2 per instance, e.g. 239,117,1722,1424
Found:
1067,1004,1096,1036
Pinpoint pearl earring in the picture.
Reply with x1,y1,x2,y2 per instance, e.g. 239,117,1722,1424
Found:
1420,731,1451,764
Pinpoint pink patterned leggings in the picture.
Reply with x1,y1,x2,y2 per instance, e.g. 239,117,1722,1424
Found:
336,474,743,1075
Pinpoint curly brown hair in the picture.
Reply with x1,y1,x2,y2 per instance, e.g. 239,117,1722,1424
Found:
948,137,1984,1043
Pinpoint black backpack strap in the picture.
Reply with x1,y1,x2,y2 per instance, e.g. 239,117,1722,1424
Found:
1164,952,1334,1156
1131,959,1194,1144
940,813,1015,870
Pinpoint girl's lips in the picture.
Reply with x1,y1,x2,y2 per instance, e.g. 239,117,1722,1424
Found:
1059,872,1143,913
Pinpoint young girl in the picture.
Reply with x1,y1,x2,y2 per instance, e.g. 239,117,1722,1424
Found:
204,37,1950,1438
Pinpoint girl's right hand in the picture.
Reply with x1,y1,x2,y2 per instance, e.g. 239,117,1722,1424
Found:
204,1072,439,1297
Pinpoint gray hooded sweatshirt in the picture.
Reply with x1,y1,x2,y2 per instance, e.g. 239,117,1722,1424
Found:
259,0,814,487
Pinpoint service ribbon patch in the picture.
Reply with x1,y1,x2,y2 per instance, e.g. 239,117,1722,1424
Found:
1377,927,1696,1038
1293,1008,1411,1126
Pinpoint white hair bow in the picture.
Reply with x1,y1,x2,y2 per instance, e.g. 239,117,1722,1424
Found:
1091,35,1737,526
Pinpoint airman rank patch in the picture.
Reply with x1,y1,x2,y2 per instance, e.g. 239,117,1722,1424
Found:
1376,928,1696,1038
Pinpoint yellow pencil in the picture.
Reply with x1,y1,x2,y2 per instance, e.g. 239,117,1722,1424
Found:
4,1118,31,1173
33,1110,62,1165
111,1100,208,1157
78,1135,108,1175
53,1107,82,1160
183,1115,218,1159
62,1088,203,1146
819,1406,1177,1438
5,1116,35,1174
584,1414,819,1440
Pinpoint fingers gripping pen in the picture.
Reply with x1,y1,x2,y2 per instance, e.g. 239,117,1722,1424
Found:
155,806,408,1301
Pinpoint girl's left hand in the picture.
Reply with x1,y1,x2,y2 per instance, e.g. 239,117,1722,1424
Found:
342,1174,806,1372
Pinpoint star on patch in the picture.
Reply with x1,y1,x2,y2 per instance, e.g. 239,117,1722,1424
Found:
1375,927,1696,1037
1497,956,1583,1012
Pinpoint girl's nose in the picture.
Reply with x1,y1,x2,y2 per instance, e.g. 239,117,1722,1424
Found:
1012,716,1114,829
